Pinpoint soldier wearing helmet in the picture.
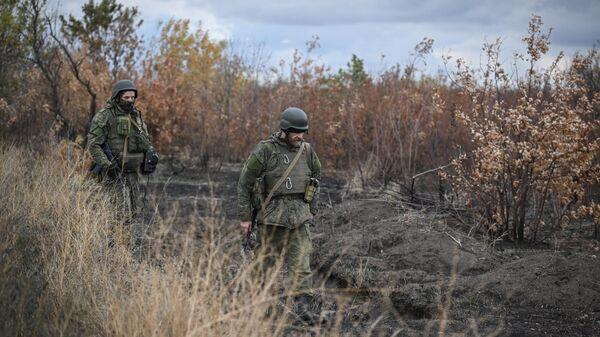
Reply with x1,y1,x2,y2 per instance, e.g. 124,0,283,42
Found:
237,107,322,323
87,80,159,246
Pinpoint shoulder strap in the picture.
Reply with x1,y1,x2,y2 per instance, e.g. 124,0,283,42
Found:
261,142,307,215
129,115,144,133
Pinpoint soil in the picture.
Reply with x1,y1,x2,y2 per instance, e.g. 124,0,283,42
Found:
145,162,600,337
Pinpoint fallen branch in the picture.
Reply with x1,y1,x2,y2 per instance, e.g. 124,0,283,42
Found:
411,162,453,180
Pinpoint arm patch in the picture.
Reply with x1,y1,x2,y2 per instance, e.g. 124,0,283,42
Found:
312,155,321,172
89,110,110,135
245,154,263,171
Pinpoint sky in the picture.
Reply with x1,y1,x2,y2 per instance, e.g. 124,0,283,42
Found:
52,0,599,76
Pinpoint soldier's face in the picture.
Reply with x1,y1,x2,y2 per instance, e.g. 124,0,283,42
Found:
286,131,304,146
120,91,136,102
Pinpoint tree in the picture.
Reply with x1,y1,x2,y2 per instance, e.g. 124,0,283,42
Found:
139,19,224,158
334,54,369,86
51,0,142,120
448,16,599,243
404,37,434,81
21,0,73,137
0,0,27,98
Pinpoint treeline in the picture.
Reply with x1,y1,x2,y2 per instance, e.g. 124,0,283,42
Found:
0,0,459,179
0,0,598,242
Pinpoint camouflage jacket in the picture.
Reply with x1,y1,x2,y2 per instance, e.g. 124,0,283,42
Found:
87,99,151,169
237,132,321,228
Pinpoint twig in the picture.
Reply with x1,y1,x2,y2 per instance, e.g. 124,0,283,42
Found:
411,162,453,180
444,232,462,248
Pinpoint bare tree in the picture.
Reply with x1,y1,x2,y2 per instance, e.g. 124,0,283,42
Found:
23,0,71,136
48,0,142,120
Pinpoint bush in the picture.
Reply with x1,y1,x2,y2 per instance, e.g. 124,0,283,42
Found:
447,16,599,242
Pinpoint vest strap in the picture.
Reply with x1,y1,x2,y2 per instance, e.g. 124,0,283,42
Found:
261,142,306,216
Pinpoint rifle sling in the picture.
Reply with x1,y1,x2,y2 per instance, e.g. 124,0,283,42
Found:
260,142,307,217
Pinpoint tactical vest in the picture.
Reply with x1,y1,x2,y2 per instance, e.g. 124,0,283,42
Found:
263,141,311,198
104,108,150,172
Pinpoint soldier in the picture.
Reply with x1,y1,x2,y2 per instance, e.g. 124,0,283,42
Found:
237,107,322,323
87,80,159,244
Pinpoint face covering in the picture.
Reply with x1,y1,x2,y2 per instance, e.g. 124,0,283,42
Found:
119,99,135,112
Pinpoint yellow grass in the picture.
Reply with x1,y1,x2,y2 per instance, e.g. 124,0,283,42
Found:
0,144,505,337
0,145,301,336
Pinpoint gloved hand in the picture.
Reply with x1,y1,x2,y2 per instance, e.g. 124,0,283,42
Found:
90,161,112,182
91,161,108,175
142,147,159,175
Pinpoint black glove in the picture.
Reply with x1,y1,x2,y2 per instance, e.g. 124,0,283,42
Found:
142,147,159,175
91,161,114,175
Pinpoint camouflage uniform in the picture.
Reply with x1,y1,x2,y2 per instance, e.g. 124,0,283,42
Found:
238,131,321,293
87,94,153,239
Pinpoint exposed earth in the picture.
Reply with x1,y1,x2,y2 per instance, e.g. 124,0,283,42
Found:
144,162,600,337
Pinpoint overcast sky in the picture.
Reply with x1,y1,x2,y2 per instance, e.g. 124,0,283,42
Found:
54,0,599,75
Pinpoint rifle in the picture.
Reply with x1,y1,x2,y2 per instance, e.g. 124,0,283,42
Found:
241,208,259,261
91,143,117,175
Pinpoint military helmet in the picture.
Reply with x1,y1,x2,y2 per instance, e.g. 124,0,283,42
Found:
111,79,137,99
279,107,308,132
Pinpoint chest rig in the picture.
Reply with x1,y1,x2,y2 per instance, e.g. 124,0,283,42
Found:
263,141,311,197
105,109,150,172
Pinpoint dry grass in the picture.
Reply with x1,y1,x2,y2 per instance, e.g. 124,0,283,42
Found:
0,144,507,337
0,144,298,337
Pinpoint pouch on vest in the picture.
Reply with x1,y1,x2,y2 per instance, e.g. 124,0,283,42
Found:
116,116,131,136
304,178,319,203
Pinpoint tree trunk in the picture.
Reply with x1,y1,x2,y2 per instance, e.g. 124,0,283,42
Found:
517,216,525,242
512,219,516,241
89,93,97,119
50,82,72,139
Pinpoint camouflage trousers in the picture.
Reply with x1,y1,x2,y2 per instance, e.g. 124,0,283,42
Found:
255,223,314,294
103,171,148,243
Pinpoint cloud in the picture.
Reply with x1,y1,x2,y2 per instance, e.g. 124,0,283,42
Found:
50,0,233,40
124,0,234,40
47,0,599,74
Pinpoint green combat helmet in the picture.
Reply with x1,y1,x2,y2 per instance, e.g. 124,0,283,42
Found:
111,79,137,99
279,107,309,132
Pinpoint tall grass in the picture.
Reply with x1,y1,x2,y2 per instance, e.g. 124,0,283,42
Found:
0,145,303,336
0,144,506,337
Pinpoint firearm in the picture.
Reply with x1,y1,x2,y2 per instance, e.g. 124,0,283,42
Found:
241,208,259,261
91,143,121,177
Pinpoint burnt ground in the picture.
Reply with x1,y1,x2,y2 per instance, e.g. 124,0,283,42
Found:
144,162,600,337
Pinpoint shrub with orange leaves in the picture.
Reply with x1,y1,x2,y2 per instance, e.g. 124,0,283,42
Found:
447,16,599,242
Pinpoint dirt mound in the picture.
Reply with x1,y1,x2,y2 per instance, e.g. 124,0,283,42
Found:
311,198,600,336
146,165,600,336
312,199,498,286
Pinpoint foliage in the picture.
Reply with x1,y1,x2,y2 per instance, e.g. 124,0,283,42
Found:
0,2,597,241
334,53,369,86
138,19,225,160
0,0,27,97
447,16,599,242
60,0,143,79
57,0,143,120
